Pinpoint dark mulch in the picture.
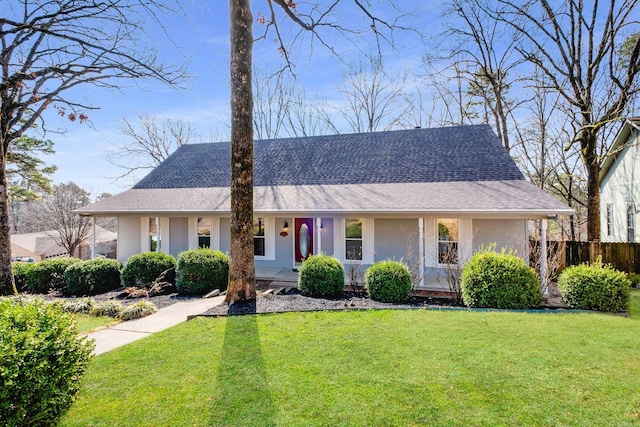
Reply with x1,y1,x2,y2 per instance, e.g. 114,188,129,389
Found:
40,289,204,310
204,289,463,316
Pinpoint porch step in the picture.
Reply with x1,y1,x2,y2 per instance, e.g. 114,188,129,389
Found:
270,281,298,288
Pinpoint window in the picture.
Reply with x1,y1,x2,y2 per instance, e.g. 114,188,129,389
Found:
197,217,211,248
253,217,265,256
149,217,160,251
345,218,363,261
606,204,613,236
438,219,458,264
628,205,635,242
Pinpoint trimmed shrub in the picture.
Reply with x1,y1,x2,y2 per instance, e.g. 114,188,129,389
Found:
26,258,82,294
365,260,412,303
461,249,541,309
121,300,157,321
627,272,640,287
121,251,176,288
65,258,122,296
12,262,33,293
0,297,93,426
558,259,631,313
176,249,229,294
298,254,345,297
90,300,124,318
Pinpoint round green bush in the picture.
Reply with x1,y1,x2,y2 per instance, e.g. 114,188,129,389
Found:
121,251,176,288
12,262,33,293
298,254,345,297
26,258,82,294
0,297,94,426
557,259,631,312
461,250,541,309
65,258,122,296
176,249,229,294
365,260,412,303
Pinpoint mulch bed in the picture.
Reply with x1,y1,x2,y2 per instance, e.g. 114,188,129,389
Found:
203,288,567,316
40,289,204,310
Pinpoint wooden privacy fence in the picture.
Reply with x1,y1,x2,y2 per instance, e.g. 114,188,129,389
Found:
533,241,640,274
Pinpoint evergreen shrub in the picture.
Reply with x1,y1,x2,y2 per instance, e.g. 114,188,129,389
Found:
298,254,345,297
26,258,82,294
65,258,122,296
365,260,413,303
0,298,93,426
176,248,229,294
121,251,176,288
461,249,541,309
558,259,630,312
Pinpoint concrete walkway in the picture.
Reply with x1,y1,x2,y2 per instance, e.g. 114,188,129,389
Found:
87,296,225,355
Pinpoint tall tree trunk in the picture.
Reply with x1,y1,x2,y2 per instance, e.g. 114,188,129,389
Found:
0,142,17,295
226,0,256,302
585,155,601,242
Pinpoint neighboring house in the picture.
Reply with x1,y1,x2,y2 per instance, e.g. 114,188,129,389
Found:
10,227,117,261
600,118,640,242
77,125,572,289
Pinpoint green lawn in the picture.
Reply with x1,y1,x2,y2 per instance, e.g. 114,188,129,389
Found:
75,314,118,334
62,307,640,426
631,289,640,319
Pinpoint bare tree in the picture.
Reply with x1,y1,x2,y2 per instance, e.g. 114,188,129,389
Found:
226,1,418,303
0,0,186,294
485,0,640,241
334,54,408,133
109,113,198,183
28,182,92,257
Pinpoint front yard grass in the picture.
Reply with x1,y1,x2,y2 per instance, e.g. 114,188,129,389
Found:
62,308,640,426
75,314,118,334
631,289,640,319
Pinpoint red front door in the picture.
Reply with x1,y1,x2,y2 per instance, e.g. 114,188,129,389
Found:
295,218,314,263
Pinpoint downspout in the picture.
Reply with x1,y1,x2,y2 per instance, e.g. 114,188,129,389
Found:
419,218,425,288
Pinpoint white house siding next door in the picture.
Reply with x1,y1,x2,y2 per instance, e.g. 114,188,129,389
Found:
169,217,189,258
472,219,526,255
374,218,419,262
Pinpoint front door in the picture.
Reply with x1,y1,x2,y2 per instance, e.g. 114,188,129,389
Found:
295,218,314,264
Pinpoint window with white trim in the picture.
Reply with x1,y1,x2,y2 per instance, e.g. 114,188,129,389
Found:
253,217,265,256
606,204,613,237
197,217,211,248
437,218,458,264
628,205,635,242
345,218,363,261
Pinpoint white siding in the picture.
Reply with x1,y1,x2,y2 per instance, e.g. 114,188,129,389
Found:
600,128,640,242
472,219,527,255
118,216,141,263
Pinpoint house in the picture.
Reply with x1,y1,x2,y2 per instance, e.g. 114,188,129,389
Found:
600,118,640,242
10,226,117,261
77,125,572,289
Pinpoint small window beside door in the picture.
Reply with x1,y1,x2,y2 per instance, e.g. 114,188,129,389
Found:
254,217,266,256
628,205,635,242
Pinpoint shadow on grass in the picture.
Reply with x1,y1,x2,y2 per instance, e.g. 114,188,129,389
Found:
213,300,276,426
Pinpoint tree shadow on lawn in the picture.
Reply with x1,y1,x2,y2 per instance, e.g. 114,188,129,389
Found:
213,300,277,426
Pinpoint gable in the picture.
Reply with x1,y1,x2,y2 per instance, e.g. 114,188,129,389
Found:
133,125,524,189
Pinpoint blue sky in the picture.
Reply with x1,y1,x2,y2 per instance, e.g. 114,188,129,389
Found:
36,1,440,196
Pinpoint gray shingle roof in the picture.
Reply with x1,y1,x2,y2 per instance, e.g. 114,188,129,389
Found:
78,125,573,218
133,124,524,189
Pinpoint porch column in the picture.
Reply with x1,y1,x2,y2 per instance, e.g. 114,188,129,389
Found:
419,218,425,287
316,217,322,255
91,216,96,259
540,219,548,294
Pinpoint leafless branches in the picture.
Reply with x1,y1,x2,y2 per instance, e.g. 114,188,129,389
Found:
108,113,198,182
